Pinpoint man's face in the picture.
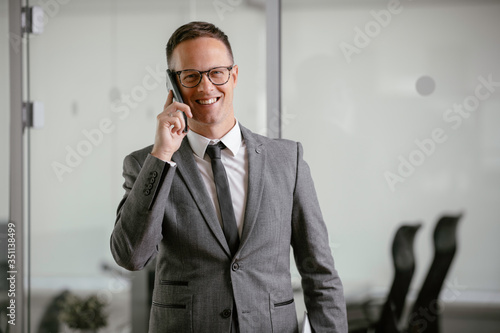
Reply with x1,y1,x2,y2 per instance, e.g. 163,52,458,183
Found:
170,37,238,133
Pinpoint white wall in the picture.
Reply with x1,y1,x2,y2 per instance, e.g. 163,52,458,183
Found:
282,0,500,306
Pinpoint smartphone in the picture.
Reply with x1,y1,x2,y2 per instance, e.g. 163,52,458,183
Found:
166,69,188,133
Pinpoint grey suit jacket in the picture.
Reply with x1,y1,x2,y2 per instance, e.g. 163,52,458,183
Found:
110,125,347,332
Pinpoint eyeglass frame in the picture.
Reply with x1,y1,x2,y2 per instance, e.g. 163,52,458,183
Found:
172,65,234,88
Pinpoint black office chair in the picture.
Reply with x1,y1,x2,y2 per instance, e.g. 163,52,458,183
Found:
407,214,462,333
350,224,421,333
374,224,422,333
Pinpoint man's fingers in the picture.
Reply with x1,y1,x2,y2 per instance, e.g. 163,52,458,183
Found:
181,106,193,118
160,111,184,132
164,100,191,120
169,116,182,132
164,90,174,109
161,91,190,133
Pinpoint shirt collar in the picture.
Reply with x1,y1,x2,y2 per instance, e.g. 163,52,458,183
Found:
187,121,243,158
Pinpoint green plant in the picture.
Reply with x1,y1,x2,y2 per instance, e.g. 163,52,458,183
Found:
59,293,108,330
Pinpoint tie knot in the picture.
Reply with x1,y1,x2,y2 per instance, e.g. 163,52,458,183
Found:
206,142,226,160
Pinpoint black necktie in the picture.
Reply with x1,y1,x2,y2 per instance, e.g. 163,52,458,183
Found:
206,142,240,256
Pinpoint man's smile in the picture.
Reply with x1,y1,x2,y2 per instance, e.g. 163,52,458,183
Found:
196,97,220,105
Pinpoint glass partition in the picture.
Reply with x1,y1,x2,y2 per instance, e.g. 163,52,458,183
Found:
27,1,266,331
282,0,500,326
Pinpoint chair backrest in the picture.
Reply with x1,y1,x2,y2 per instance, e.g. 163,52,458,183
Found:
407,214,462,333
375,223,421,333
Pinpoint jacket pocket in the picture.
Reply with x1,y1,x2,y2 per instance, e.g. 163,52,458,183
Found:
159,279,189,286
269,293,298,332
274,298,294,307
152,301,187,309
150,293,193,333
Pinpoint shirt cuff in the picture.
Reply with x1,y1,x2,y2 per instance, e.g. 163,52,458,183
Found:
149,153,177,167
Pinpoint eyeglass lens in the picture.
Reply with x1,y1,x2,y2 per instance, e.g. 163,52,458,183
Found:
179,67,230,88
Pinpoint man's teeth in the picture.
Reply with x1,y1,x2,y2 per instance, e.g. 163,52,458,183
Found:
198,98,218,105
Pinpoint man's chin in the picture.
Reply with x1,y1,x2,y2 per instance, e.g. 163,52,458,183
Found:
191,108,224,123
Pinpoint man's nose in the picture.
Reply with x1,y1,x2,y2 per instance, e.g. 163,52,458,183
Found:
197,73,214,91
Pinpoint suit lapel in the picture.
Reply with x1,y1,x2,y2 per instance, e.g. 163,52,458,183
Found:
172,139,232,257
239,126,266,250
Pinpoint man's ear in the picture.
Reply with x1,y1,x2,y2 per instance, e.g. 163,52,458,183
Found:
232,64,239,87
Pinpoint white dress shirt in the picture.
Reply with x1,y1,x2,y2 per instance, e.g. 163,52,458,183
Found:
187,121,248,237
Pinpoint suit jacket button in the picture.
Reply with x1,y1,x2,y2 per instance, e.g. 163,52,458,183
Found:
221,309,232,318
150,171,158,177
147,183,153,189
149,177,156,184
232,262,239,271
144,189,151,196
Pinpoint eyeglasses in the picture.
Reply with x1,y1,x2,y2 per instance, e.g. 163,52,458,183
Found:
174,65,234,88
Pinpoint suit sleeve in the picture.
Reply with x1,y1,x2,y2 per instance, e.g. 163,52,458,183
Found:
290,142,348,333
110,153,175,271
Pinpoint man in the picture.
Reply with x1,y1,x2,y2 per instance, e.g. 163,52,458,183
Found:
110,21,347,332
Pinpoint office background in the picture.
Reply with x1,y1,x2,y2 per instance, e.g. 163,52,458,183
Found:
1,0,499,332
